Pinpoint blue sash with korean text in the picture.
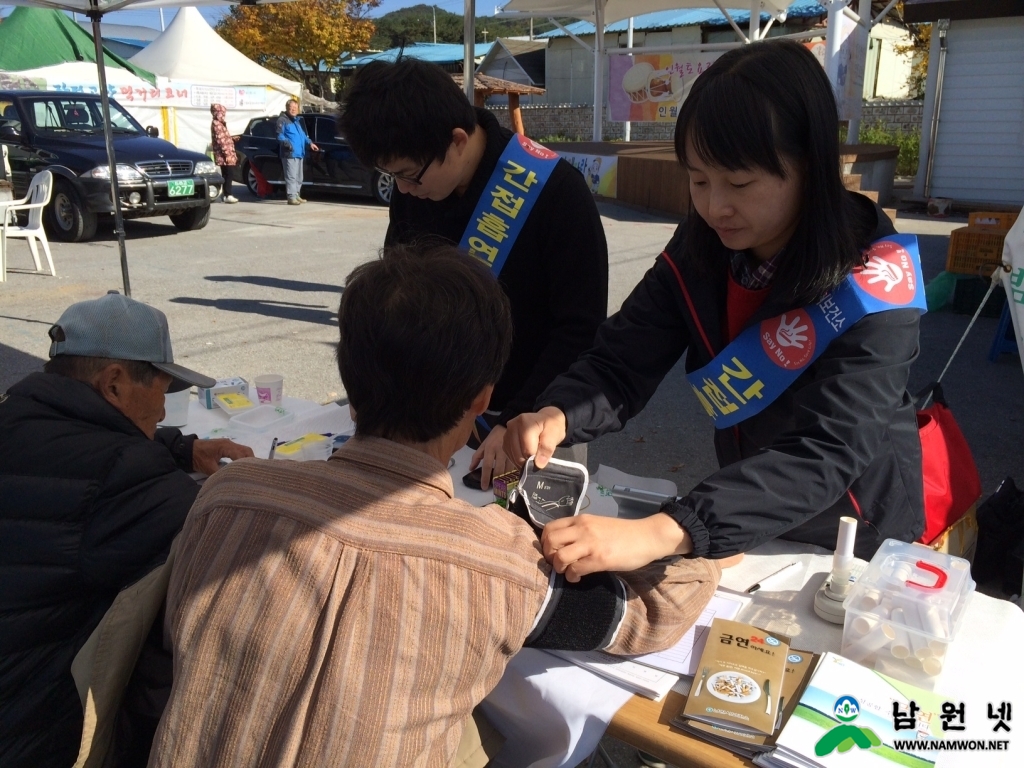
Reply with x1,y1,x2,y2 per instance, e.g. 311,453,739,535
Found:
687,235,929,428
459,134,560,276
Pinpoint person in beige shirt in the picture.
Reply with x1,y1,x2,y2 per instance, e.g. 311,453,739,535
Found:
150,244,721,768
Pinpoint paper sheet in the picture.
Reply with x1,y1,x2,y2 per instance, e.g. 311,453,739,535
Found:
629,590,752,676
546,650,679,700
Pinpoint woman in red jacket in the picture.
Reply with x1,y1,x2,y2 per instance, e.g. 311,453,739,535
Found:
210,103,238,204
505,40,925,579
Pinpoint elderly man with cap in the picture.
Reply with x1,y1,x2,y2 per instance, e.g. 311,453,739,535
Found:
0,292,253,768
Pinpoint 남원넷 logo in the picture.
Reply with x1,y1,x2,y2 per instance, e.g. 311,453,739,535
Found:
814,695,882,757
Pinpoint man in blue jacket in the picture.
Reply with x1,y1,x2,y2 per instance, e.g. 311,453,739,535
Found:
275,99,318,205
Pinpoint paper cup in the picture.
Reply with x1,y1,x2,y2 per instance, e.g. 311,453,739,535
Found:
254,374,284,406
159,388,190,428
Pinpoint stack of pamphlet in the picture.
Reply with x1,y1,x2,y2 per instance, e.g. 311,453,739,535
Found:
671,636,818,757
670,619,798,754
754,652,948,768
547,590,749,700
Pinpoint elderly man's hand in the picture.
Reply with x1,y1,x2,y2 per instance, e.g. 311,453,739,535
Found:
192,439,254,476
470,425,513,490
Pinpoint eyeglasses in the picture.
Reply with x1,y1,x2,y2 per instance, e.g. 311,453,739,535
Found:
375,159,431,186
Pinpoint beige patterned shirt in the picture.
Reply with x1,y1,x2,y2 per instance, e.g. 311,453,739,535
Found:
150,437,720,768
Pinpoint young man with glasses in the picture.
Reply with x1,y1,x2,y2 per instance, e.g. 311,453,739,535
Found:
341,59,609,489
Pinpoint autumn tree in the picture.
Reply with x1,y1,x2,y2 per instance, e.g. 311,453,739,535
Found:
217,0,379,97
891,0,931,98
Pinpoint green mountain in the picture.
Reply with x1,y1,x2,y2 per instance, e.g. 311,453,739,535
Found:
369,4,562,49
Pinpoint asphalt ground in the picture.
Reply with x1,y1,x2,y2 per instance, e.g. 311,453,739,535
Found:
2,189,1022,768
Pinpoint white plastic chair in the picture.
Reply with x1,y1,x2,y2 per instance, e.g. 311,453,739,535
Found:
2,170,55,280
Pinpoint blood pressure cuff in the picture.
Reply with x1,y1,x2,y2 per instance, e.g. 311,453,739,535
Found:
510,456,589,529
524,570,627,651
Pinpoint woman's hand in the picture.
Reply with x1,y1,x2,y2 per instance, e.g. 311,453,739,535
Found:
503,406,567,468
541,513,693,582
470,425,512,490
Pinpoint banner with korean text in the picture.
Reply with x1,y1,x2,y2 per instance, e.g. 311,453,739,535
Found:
608,53,722,123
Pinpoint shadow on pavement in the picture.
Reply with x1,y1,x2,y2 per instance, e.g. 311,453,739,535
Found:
0,343,46,392
168,297,336,326
205,275,343,293
89,218,183,241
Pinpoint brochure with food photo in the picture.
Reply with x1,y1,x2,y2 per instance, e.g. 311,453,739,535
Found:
682,618,789,735
674,649,820,756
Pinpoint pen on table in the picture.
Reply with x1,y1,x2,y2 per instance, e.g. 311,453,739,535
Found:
745,561,801,593
268,437,278,461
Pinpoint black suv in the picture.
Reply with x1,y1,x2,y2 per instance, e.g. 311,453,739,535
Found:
0,91,223,241
233,113,392,205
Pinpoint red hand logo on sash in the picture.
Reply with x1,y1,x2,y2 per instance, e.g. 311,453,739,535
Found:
852,240,917,305
761,308,816,370
517,134,558,160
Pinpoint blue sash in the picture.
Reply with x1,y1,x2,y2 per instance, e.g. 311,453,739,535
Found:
687,235,928,428
459,134,560,276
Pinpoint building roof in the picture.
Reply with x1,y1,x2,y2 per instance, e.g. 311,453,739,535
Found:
538,1,825,38
476,38,547,85
903,0,1024,22
452,72,546,96
0,7,155,84
77,21,161,45
342,43,494,69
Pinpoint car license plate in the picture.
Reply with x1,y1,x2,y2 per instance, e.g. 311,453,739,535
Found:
167,179,195,197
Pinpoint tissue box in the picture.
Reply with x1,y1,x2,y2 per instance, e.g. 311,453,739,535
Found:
841,539,974,690
492,468,521,508
197,377,249,409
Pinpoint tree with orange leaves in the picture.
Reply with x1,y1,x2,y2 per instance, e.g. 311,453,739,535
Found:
217,0,380,97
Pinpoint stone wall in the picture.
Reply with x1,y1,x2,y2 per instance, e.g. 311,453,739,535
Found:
488,99,925,141
489,104,676,142
859,99,924,133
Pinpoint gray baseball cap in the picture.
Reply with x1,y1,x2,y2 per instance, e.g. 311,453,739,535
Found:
48,292,216,392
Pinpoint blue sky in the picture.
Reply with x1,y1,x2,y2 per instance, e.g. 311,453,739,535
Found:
0,2,502,30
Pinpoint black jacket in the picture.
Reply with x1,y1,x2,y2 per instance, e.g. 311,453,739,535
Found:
0,373,199,768
538,196,925,559
386,108,609,425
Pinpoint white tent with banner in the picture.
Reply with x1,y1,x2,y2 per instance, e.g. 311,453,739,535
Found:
0,60,154,94
1002,211,1024,382
127,7,299,153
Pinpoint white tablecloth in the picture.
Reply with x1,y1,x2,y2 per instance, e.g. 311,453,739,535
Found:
179,399,1024,767
483,538,1024,768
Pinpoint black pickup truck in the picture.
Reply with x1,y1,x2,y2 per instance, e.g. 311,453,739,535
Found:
0,91,223,241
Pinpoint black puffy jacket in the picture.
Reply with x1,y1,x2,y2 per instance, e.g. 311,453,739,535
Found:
0,373,199,768
538,196,925,559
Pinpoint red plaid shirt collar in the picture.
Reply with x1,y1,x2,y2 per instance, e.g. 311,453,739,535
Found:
730,248,784,290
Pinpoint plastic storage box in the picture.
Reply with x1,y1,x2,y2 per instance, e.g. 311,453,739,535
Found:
945,210,1019,276
228,405,294,432
841,539,975,690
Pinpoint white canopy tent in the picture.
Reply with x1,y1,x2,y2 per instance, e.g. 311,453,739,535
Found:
128,8,299,153
493,1,900,142
4,0,294,296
